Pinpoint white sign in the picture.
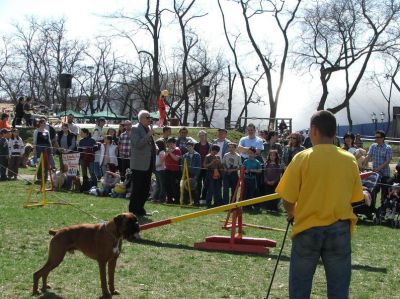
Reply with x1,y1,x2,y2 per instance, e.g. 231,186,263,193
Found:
62,153,80,176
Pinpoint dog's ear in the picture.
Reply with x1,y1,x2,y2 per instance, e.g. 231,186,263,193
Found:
113,214,124,228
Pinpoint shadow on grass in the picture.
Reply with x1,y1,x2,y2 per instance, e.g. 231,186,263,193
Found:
38,291,64,299
133,238,278,257
351,264,387,273
133,239,387,273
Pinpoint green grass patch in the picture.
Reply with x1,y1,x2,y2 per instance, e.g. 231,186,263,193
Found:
0,180,399,298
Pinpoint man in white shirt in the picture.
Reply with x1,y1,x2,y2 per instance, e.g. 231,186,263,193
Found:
211,128,231,160
238,123,264,161
92,117,106,142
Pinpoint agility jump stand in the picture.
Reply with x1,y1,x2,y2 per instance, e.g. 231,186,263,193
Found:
140,193,280,255
195,168,277,254
24,150,64,208
179,159,193,205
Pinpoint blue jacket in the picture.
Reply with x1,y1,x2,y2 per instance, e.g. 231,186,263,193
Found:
211,138,231,157
180,151,201,178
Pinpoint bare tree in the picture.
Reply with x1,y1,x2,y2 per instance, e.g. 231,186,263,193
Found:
231,0,302,127
0,36,25,101
296,0,400,129
107,0,165,110
12,17,86,108
172,0,209,125
218,0,269,128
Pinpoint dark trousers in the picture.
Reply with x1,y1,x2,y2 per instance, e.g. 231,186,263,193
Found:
0,156,8,179
223,172,239,204
196,169,208,203
165,170,181,203
8,155,20,178
264,183,280,211
206,174,222,208
118,157,130,181
244,178,257,200
129,168,152,215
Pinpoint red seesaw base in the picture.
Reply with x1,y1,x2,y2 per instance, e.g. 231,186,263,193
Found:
194,235,277,255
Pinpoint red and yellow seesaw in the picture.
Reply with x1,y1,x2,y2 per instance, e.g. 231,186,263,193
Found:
140,193,280,255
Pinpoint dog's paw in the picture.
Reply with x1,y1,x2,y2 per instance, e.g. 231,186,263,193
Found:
111,289,120,295
32,289,41,296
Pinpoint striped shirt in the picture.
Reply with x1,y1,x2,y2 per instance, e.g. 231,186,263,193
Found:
119,131,131,158
367,143,392,177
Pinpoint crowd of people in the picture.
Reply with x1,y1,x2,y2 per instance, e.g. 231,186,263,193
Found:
0,105,395,216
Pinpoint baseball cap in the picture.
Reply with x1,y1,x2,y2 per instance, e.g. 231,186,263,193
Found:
218,128,227,133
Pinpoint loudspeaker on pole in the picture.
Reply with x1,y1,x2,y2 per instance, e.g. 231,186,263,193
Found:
59,73,73,89
201,85,210,98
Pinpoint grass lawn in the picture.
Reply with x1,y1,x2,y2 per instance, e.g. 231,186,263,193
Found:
0,178,399,299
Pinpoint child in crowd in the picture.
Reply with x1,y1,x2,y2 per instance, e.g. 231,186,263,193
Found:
51,164,69,190
180,141,201,205
242,147,262,209
164,137,181,204
204,144,222,208
97,166,120,196
99,135,118,175
0,129,9,181
263,149,283,212
222,142,242,204
153,139,166,202
7,128,24,179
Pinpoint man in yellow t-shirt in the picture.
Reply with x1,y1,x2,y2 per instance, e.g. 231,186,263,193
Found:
276,110,363,299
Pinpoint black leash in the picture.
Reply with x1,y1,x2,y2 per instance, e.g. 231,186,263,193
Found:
265,219,292,299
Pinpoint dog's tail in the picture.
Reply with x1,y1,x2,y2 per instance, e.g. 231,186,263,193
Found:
48,229,58,236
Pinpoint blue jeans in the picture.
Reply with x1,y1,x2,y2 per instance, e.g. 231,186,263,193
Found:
154,170,166,201
93,162,103,179
205,174,222,208
289,220,351,299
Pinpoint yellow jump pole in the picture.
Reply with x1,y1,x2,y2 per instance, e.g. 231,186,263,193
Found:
140,193,280,230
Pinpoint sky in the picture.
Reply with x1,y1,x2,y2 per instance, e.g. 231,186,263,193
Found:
0,0,395,131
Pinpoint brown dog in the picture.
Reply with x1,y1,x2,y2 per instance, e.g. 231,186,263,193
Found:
32,213,140,297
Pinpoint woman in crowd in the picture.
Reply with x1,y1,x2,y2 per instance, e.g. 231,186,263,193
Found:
78,128,97,190
262,131,283,161
282,132,305,167
56,123,77,170
106,128,119,145
342,132,357,154
33,119,53,183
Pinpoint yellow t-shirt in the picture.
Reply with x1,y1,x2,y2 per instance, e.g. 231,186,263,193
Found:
276,144,364,238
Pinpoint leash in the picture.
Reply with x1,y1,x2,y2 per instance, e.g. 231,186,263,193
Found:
264,219,292,299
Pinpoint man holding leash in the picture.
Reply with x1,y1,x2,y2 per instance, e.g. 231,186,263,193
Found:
276,110,363,299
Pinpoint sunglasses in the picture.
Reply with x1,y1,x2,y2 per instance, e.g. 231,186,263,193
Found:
375,136,383,139
145,116,151,119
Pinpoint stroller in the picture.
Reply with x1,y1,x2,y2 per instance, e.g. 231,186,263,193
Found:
373,183,400,227
352,172,380,220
